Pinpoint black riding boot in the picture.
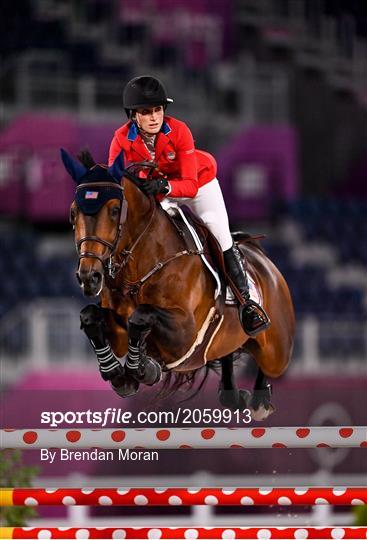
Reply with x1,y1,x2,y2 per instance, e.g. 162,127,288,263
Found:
223,244,270,336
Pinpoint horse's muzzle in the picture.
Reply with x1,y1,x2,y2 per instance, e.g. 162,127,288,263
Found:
77,268,104,297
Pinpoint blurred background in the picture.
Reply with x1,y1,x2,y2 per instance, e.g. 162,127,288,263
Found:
0,0,366,529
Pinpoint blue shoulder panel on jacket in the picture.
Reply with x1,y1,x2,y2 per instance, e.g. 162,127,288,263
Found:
161,121,171,135
127,122,139,141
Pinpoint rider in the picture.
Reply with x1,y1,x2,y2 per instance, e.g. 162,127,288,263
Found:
108,75,270,336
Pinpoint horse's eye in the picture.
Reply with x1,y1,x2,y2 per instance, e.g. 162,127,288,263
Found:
110,205,120,219
69,208,76,224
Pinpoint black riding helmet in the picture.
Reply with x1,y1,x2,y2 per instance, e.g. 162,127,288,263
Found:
123,75,173,118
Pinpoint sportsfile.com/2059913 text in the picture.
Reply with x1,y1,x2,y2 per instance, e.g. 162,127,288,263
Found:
40,407,252,427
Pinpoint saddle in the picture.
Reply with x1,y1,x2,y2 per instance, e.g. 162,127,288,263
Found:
165,205,258,305
166,207,225,284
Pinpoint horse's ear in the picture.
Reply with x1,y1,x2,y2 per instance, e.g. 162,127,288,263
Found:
60,148,87,183
108,150,125,183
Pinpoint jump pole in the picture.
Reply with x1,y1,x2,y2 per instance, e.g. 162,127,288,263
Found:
2,526,367,539
1,426,366,449
1,487,366,507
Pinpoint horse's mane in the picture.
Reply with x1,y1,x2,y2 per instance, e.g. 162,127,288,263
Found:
77,149,96,169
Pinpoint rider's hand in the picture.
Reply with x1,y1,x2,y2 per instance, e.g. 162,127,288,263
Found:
141,178,170,196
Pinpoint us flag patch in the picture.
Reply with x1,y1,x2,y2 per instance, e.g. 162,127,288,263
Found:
85,191,99,199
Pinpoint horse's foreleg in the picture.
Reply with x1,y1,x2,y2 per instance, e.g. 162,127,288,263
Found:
218,355,252,410
125,305,162,385
80,304,122,380
80,304,139,396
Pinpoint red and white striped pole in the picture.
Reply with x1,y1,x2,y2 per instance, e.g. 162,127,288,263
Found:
1,487,366,507
2,526,367,539
1,426,366,449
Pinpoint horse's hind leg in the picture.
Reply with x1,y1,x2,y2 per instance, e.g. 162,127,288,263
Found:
218,354,252,410
218,356,274,420
249,367,275,421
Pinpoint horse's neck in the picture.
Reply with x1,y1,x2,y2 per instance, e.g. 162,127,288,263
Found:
118,180,167,277
123,179,152,235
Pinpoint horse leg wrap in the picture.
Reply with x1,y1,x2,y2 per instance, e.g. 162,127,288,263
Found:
125,319,161,385
125,320,150,370
80,304,123,381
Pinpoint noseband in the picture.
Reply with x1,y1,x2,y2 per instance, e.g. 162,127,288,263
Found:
75,181,127,277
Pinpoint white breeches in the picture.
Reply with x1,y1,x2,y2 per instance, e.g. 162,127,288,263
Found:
160,178,233,251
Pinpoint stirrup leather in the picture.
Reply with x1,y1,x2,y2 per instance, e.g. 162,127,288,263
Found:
239,299,271,337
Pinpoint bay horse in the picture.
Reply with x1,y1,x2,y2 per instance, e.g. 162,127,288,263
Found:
61,148,295,420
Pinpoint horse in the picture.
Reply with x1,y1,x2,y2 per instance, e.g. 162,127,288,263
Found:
61,148,295,420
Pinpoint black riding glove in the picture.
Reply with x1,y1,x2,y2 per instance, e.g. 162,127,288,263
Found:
141,178,170,196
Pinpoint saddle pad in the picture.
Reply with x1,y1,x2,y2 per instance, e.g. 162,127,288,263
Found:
172,206,222,299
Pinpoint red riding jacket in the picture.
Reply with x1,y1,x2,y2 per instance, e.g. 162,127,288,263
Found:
108,116,217,198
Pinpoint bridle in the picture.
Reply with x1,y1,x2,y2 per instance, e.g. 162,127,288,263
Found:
75,181,127,278
74,162,156,279
74,162,202,297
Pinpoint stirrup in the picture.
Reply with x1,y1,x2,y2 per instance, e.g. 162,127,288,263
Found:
239,299,271,337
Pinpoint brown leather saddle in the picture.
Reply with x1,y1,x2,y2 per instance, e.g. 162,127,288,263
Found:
166,205,249,304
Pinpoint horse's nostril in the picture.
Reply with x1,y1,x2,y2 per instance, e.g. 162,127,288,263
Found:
77,268,103,295
91,271,102,285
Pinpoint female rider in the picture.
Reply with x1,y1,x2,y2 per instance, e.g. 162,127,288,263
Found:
108,75,269,336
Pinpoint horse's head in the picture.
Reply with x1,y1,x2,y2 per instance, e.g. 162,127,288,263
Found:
61,148,126,297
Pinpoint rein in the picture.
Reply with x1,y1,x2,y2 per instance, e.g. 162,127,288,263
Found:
117,195,157,269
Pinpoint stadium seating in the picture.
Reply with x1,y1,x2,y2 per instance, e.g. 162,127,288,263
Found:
0,229,81,318
283,199,367,265
1,198,365,320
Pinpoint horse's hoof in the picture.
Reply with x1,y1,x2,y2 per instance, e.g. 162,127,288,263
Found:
238,389,252,409
99,363,124,382
250,402,275,421
127,356,162,386
110,372,140,398
250,384,272,410
219,388,252,410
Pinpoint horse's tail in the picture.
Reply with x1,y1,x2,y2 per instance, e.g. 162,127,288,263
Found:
149,362,221,407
